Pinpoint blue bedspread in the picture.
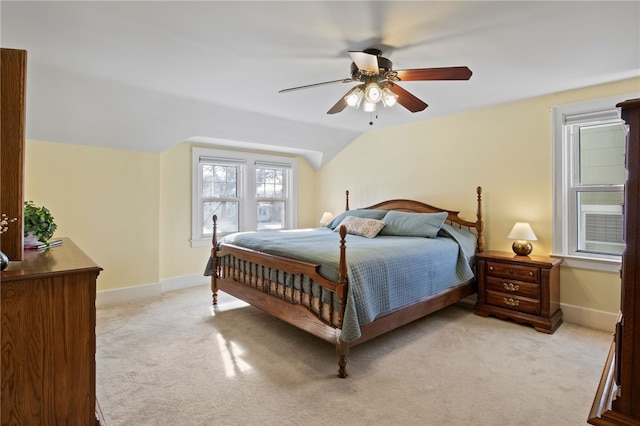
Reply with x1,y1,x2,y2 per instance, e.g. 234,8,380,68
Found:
206,223,477,342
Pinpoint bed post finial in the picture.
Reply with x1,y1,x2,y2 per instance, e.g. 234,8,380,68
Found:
476,187,485,253
211,215,219,305
345,190,350,211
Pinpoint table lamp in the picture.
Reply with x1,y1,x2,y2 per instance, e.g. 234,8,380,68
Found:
319,212,333,227
508,222,537,256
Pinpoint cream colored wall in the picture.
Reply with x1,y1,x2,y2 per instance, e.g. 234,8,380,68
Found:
317,77,640,316
25,140,160,291
25,140,316,291
158,142,201,278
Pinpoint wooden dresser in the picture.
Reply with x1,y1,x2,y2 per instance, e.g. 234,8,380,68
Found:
588,98,640,425
474,250,563,334
1,238,102,425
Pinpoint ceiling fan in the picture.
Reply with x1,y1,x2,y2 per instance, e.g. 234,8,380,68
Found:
279,48,472,116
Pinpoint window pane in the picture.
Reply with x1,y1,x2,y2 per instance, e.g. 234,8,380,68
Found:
208,165,238,198
202,165,214,197
256,167,286,198
203,201,239,235
577,191,624,255
257,201,285,230
579,123,626,186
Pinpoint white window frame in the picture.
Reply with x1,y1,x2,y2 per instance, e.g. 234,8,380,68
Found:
191,147,297,247
552,93,638,272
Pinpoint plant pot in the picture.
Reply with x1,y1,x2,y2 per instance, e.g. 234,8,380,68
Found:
24,233,41,247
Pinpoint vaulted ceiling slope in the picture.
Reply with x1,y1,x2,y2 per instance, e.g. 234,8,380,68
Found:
2,1,639,169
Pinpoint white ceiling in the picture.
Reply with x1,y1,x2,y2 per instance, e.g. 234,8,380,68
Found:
2,1,639,169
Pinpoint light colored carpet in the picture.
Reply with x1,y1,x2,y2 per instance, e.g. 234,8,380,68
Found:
96,285,611,426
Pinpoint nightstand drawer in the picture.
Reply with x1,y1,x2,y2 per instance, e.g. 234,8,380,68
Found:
486,261,539,283
485,276,540,299
486,290,540,315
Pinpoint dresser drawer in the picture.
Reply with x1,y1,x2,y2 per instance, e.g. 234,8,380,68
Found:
486,276,540,299
486,290,540,315
486,261,540,283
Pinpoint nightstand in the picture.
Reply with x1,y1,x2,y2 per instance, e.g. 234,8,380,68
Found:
474,251,563,333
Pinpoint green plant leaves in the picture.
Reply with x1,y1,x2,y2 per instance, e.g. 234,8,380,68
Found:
24,201,57,243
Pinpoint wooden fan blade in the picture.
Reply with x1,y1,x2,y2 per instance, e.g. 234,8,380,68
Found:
348,51,379,74
395,66,472,81
327,93,349,114
387,84,428,113
279,78,352,93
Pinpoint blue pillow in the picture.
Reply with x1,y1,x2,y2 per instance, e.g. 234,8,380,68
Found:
379,211,448,238
326,209,388,230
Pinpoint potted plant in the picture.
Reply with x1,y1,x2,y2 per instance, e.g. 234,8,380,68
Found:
24,201,57,246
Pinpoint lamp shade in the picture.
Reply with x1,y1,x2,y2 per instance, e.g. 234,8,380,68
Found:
319,211,333,226
507,222,537,241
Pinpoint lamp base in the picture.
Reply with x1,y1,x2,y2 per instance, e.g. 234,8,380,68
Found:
512,240,533,256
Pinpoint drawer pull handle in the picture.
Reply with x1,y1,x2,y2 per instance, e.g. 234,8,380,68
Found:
503,297,519,307
529,272,534,276
489,266,494,271
503,282,520,292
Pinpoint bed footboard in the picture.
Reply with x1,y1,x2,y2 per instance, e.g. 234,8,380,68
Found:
210,218,349,343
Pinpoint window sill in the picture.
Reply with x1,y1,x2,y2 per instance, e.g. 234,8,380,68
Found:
191,238,212,248
551,253,621,273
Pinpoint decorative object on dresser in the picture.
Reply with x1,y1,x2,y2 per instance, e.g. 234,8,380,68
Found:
1,238,103,424
0,249,8,271
23,200,58,247
507,221,538,256
474,250,563,333
0,213,17,271
207,187,484,378
588,98,640,425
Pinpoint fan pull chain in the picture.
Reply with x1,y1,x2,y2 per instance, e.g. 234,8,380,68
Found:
369,111,379,126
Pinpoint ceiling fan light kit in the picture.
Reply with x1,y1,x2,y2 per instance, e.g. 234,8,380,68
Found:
364,81,382,103
279,48,472,122
344,86,364,108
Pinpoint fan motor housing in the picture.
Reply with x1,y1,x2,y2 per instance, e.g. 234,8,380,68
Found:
350,48,393,79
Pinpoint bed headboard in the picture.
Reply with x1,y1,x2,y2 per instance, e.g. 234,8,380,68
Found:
345,186,484,252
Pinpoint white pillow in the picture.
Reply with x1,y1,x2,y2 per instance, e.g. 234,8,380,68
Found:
334,216,385,239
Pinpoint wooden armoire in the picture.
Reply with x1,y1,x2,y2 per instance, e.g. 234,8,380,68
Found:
588,98,640,425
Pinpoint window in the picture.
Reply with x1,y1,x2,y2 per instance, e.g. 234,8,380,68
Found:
552,94,638,271
255,163,289,231
192,147,297,247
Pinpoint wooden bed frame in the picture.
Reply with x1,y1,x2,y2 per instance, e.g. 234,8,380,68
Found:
210,186,484,378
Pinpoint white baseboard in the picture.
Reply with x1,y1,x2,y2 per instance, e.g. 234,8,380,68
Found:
560,303,618,333
461,295,616,332
96,273,209,307
160,273,209,293
97,278,618,333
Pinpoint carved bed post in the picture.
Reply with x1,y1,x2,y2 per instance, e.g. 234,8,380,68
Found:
336,225,348,323
211,215,219,305
336,224,349,378
337,338,350,379
475,186,485,253
345,190,349,211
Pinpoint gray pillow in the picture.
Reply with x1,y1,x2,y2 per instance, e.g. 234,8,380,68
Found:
326,209,388,230
379,211,448,238
333,216,386,238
